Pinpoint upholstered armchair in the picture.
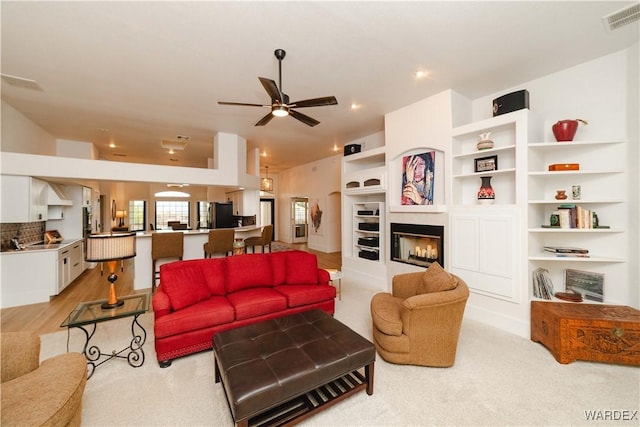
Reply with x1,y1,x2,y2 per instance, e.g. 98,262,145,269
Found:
1,332,87,426
370,263,469,367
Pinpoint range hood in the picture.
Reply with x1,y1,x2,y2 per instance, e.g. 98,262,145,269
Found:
47,183,73,206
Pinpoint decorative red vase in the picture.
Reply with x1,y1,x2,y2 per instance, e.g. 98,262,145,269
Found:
477,176,495,205
552,119,587,142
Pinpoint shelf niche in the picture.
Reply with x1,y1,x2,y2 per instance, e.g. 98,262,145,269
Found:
388,147,446,212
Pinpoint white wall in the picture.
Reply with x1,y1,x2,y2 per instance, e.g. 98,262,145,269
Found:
277,154,342,252
1,101,56,155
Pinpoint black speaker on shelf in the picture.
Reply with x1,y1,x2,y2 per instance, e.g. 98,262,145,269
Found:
493,90,529,116
344,144,361,156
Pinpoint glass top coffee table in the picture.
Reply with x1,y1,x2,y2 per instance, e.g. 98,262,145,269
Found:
61,293,150,379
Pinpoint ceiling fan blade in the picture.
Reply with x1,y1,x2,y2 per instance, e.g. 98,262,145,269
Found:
289,96,338,108
258,77,282,103
218,101,269,108
255,112,275,126
289,109,320,127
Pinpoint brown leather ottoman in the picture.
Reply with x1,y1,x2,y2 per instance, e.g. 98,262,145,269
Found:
213,309,375,427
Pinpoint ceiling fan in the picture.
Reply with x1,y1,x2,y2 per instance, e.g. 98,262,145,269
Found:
218,49,338,127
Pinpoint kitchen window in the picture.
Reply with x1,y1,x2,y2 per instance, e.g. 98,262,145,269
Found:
156,201,190,229
128,200,147,231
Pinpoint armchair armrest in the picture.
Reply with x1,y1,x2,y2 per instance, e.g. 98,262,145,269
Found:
1,332,41,383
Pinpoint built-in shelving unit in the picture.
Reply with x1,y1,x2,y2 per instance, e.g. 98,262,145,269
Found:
527,138,627,302
341,147,387,290
450,110,541,305
353,202,383,263
451,110,536,206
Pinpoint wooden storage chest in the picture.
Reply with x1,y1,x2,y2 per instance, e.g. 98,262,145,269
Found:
531,301,640,366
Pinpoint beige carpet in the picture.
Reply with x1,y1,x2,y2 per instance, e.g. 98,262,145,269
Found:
41,284,639,426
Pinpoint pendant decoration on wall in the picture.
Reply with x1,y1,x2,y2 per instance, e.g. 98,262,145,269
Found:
477,176,495,205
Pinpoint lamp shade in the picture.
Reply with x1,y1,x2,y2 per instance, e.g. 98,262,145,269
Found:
115,210,127,219
261,177,273,192
86,232,136,262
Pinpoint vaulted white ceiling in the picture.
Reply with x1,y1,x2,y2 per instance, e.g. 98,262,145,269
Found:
1,1,638,174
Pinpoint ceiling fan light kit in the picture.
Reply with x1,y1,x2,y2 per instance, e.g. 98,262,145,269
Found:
219,49,337,127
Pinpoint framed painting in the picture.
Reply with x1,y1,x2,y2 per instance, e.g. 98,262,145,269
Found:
401,151,435,205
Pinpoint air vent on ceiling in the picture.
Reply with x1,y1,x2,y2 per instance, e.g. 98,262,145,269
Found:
1,74,43,91
602,3,640,31
161,139,188,150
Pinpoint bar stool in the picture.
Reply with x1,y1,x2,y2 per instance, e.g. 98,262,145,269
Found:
244,224,273,254
151,232,184,292
203,229,235,258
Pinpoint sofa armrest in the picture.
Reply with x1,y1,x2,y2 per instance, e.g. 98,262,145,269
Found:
391,272,423,299
1,332,41,383
152,285,173,318
317,268,330,284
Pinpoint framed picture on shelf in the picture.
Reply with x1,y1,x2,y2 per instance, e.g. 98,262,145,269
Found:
474,155,498,173
564,269,604,302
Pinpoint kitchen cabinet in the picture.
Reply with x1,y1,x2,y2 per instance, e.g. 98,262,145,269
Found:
225,190,258,216
0,239,84,308
1,175,48,222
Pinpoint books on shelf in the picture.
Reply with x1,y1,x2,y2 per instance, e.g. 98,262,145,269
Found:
544,246,588,254
555,204,600,229
532,267,554,300
543,246,590,258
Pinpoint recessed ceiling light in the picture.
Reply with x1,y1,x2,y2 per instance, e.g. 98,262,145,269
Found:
350,103,360,110
109,142,116,148
169,149,175,155
415,70,429,79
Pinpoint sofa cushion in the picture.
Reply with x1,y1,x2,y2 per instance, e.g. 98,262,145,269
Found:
284,251,318,285
226,254,274,293
154,296,235,339
274,284,336,308
269,252,288,285
200,258,227,296
160,261,211,310
370,292,404,336
227,288,288,321
418,262,458,295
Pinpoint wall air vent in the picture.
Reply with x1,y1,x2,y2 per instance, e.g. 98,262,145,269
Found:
602,3,640,31
1,74,43,91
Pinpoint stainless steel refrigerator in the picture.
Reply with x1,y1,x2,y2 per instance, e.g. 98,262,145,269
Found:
209,202,235,228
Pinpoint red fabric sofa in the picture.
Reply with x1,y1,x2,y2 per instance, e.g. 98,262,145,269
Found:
152,250,336,366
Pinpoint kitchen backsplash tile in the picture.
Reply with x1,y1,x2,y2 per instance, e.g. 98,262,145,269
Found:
1,222,46,250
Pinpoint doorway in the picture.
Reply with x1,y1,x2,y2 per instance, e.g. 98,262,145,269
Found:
291,197,308,243
260,198,275,241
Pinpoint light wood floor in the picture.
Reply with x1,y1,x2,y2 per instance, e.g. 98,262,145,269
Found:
0,243,341,335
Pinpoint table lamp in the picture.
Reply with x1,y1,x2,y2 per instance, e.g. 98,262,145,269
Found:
115,210,127,227
85,232,136,309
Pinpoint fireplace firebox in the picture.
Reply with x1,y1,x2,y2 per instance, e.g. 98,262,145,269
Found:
391,223,444,268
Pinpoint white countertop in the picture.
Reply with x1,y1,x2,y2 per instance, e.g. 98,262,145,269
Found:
135,226,261,237
1,238,83,254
